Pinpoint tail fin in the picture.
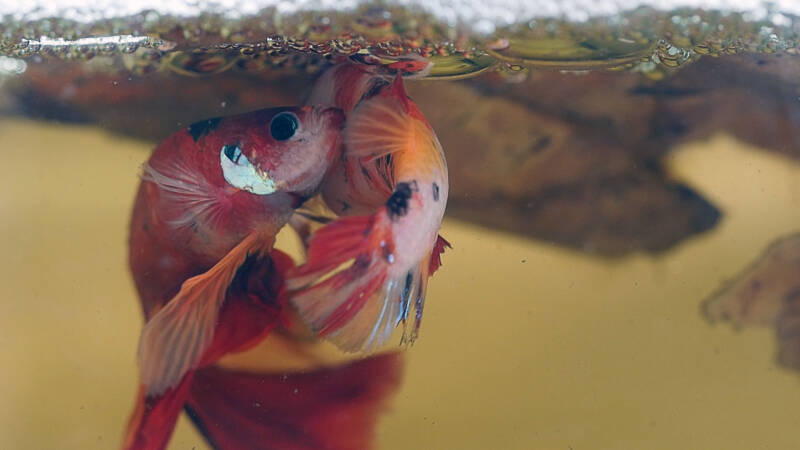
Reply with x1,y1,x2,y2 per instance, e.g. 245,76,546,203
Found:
287,211,400,352
122,376,194,450
287,211,449,351
185,352,404,450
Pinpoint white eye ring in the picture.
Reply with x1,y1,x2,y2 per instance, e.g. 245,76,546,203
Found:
220,144,276,195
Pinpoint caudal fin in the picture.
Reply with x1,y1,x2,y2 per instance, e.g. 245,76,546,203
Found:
185,352,404,450
122,375,194,450
287,211,449,351
286,210,400,352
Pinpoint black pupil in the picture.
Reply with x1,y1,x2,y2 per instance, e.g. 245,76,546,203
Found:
270,113,298,141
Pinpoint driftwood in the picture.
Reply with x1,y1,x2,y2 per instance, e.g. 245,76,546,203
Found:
704,233,800,371
5,53,800,256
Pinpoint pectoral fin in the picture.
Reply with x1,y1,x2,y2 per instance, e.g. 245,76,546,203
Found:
138,232,273,397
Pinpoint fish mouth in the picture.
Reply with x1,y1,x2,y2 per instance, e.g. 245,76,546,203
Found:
220,144,282,195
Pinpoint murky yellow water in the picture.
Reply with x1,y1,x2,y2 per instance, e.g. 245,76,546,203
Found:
1,119,799,449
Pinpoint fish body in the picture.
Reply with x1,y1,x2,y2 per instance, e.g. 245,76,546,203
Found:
125,105,343,449
288,62,450,352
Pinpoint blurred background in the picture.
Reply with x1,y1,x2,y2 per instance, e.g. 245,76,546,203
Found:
1,1,800,448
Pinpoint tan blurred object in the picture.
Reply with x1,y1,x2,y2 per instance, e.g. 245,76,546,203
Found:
704,233,800,370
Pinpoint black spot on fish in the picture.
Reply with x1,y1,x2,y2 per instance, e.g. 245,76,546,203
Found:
432,182,440,201
387,182,412,219
187,117,221,142
338,200,350,212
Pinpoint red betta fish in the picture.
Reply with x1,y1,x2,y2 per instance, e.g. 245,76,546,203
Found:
124,106,343,449
287,61,450,352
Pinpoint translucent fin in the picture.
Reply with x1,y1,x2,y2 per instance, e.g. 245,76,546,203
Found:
141,160,226,229
287,209,407,352
328,271,406,351
344,76,411,161
294,264,406,353
409,258,430,344
122,376,194,450
287,210,445,352
138,233,273,396
185,353,404,450
286,213,386,290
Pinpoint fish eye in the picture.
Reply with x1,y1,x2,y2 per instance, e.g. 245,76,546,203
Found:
269,112,299,141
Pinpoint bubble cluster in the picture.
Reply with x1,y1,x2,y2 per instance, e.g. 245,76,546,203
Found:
0,6,797,80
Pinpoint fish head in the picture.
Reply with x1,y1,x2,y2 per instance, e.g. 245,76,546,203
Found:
208,105,344,201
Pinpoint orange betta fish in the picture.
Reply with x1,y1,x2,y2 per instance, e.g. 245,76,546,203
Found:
124,105,343,449
287,61,450,352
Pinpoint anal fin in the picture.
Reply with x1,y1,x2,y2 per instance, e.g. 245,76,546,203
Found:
287,209,401,352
